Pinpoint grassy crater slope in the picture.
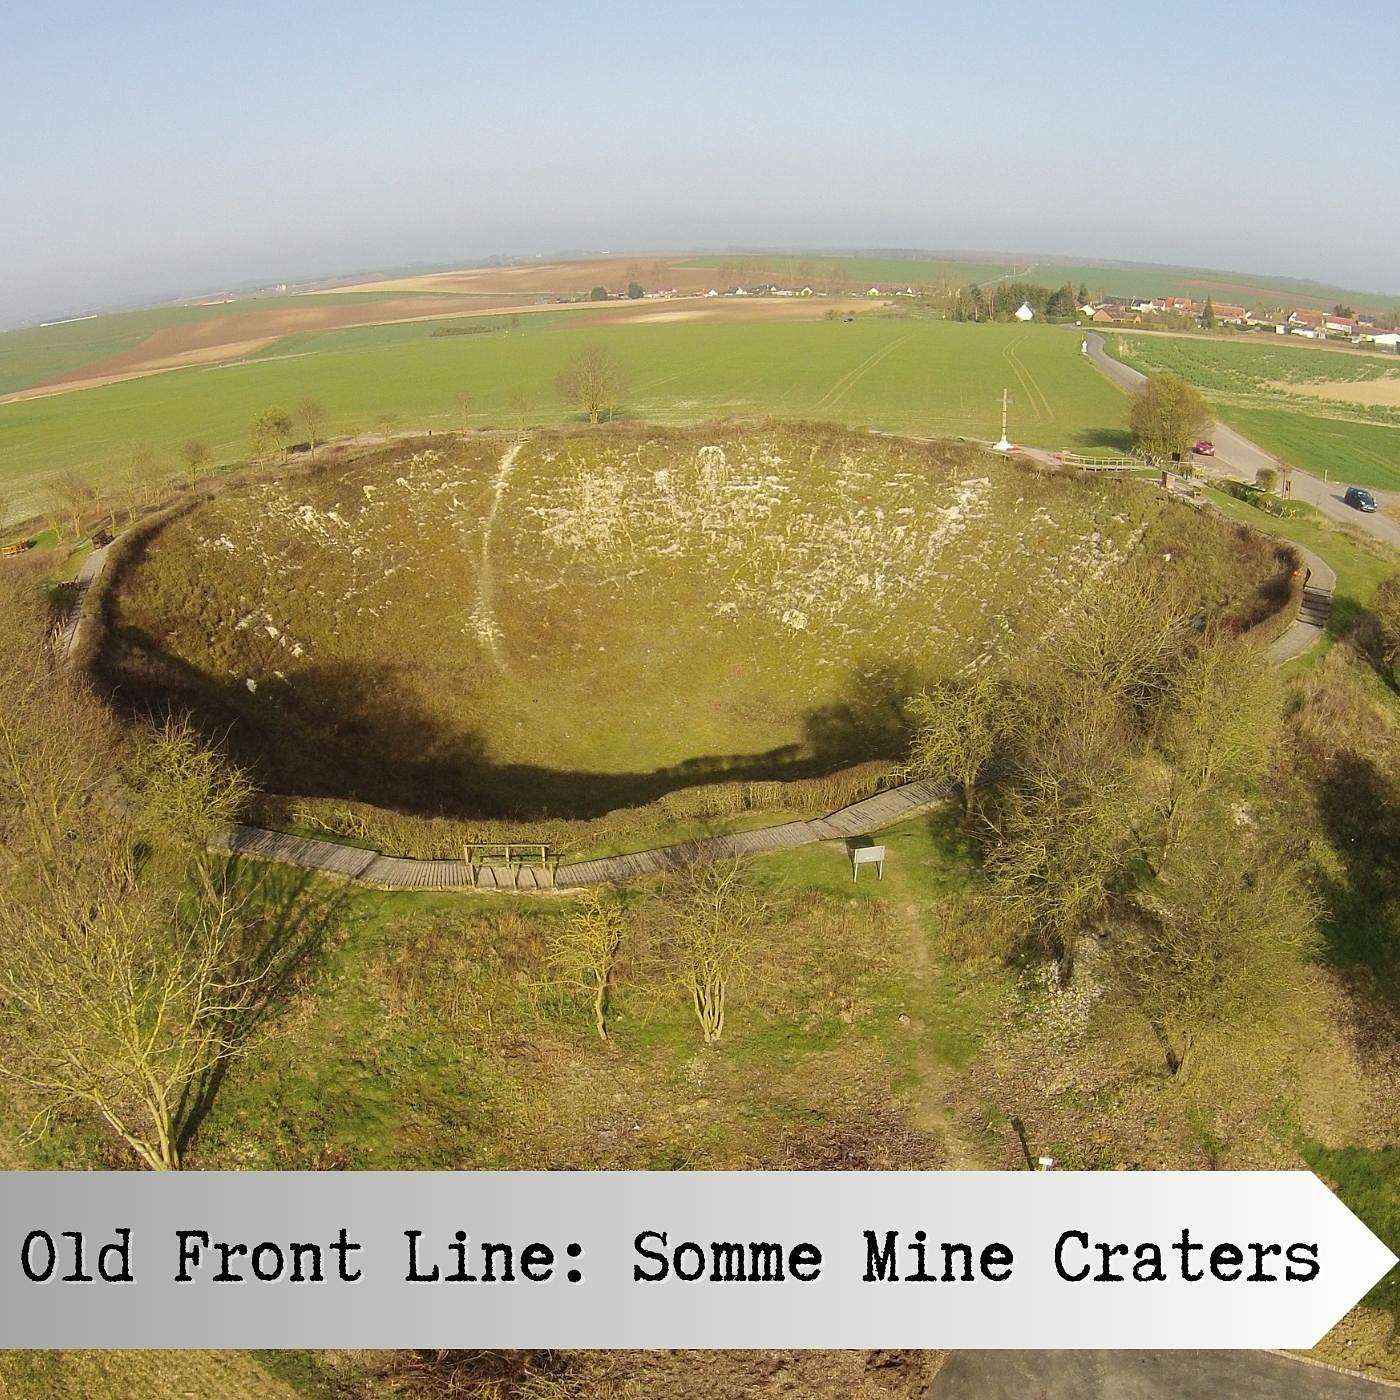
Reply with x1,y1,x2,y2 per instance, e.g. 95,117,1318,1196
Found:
104,423,1289,822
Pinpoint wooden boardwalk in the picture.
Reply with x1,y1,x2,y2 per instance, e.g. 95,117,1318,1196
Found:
57,541,115,659
1267,542,1335,665
216,777,952,894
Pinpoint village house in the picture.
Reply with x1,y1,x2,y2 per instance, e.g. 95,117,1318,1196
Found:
1014,302,1035,321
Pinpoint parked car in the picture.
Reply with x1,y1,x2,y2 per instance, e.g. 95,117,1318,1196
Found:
1193,440,1215,456
1344,486,1378,512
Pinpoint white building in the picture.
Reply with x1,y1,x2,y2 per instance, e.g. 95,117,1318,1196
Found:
1014,302,1035,321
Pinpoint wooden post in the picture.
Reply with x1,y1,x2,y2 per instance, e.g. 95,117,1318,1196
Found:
1010,1116,1036,1170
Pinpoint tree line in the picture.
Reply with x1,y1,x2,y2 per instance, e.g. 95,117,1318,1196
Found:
950,279,1090,323
904,560,1317,1081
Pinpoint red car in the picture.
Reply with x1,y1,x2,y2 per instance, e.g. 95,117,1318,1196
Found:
1193,440,1216,456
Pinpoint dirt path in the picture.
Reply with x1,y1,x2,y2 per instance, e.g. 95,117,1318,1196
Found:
902,908,987,1169
471,437,524,678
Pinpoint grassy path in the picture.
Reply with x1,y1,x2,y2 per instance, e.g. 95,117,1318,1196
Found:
471,436,524,678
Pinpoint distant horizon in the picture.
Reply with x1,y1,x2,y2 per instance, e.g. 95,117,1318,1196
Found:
5,1,1397,332
6,243,1399,333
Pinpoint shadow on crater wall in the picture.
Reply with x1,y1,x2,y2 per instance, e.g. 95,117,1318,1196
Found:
97,635,923,821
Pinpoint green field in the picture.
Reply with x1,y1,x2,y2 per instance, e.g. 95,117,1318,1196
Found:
0,318,1129,513
1110,333,1400,491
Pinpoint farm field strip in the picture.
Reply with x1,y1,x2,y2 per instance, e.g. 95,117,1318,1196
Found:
0,320,1129,507
1110,333,1400,492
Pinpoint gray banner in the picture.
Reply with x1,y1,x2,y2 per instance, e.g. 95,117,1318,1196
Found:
1,1170,1394,1348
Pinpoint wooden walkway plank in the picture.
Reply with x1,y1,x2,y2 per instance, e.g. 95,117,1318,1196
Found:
212,775,955,894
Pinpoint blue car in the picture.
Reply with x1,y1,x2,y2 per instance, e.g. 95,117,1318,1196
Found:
1344,486,1378,512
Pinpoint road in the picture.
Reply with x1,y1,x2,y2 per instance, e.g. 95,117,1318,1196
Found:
930,1350,1399,1399
1082,332,1400,551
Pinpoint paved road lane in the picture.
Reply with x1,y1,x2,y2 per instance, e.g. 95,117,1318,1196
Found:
930,1350,1398,1399
1081,332,1400,551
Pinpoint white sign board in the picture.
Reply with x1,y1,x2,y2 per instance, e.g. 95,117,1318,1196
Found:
852,845,885,879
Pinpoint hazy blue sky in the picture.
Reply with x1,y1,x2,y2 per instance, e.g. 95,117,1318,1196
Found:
3,0,1396,324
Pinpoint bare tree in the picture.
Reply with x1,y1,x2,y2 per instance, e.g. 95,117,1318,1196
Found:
456,390,475,434
1372,572,1400,675
662,861,765,1044
555,344,630,424
180,439,213,483
550,889,626,1039
127,716,253,856
49,471,98,539
906,668,1011,820
0,855,271,1169
251,407,294,461
296,398,328,453
1156,638,1278,855
1129,374,1210,462
987,736,1146,970
1049,562,1195,716
1110,843,1319,1078
0,582,305,1170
